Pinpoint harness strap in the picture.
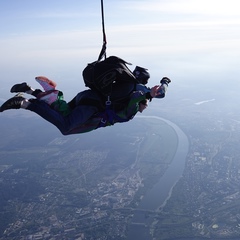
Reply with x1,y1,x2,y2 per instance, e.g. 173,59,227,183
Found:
97,105,131,128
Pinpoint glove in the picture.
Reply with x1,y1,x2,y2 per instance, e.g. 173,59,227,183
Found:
160,77,171,85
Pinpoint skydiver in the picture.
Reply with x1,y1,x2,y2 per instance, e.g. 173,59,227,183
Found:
0,74,171,135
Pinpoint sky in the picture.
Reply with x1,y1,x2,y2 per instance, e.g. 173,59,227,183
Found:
0,0,240,104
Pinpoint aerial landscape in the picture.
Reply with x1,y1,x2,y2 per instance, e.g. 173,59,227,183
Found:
1,78,240,240
1,0,240,239
0,113,178,240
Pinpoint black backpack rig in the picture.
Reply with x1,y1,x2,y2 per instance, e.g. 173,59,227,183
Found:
80,56,150,127
83,56,134,110
82,56,150,111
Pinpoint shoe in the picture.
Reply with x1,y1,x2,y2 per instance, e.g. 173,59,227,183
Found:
35,76,57,91
37,90,59,105
0,93,25,112
160,77,171,85
10,82,31,93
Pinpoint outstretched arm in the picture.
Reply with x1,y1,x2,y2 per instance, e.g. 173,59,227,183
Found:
152,77,171,99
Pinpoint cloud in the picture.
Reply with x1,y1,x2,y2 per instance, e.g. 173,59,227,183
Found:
0,0,239,88
195,99,216,105
25,10,98,20
124,0,240,17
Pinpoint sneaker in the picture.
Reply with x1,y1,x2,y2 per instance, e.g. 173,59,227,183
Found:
37,90,59,105
0,93,25,112
35,76,57,91
10,82,31,93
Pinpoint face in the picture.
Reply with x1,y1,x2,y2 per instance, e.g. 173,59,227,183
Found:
139,101,148,113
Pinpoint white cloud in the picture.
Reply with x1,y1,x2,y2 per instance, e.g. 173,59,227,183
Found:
125,0,240,17
25,10,97,20
0,0,240,91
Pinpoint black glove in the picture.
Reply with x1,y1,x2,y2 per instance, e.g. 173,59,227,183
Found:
160,77,171,85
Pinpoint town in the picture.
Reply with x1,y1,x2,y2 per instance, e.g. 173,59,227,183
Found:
1,111,240,240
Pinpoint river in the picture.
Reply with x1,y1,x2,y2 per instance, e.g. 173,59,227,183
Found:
126,116,189,240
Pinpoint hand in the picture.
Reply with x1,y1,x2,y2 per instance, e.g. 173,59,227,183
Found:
150,85,161,98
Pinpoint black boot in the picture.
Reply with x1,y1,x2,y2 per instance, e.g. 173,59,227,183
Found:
0,93,25,112
10,82,31,93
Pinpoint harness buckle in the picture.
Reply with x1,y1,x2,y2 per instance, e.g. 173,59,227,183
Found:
105,96,111,106
101,118,107,124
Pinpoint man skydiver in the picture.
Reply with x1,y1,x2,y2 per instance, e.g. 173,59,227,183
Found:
0,71,171,135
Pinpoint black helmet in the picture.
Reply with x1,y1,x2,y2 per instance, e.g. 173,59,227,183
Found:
133,66,150,85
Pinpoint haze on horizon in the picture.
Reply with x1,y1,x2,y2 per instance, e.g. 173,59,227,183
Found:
0,0,239,105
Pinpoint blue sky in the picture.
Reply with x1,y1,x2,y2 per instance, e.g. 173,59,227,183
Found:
0,0,240,102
